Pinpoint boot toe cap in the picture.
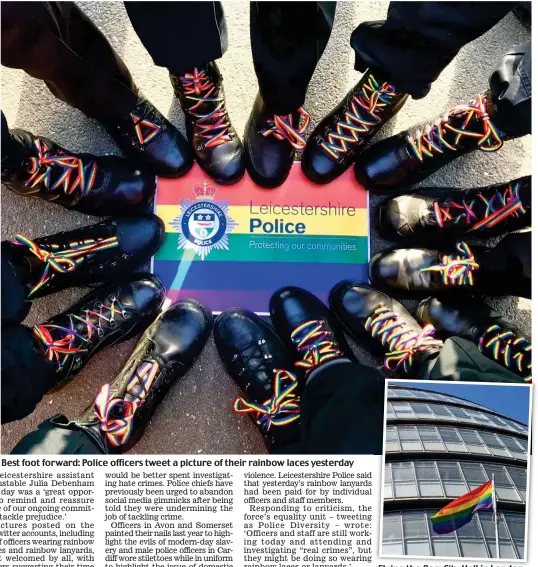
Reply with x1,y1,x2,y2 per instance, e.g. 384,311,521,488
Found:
330,280,385,321
147,128,194,177
153,299,213,362
369,250,400,286
302,144,342,184
116,215,164,257
127,273,166,313
378,195,423,237
204,144,245,185
355,137,408,193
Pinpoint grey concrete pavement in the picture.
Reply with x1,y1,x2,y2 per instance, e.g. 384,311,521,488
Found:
1,2,531,454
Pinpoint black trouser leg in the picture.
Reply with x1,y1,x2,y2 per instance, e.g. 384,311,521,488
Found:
480,230,531,298
1,1,137,120
2,325,57,424
1,242,31,326
250,1,336,114
292,359,386,454
490,41,531,137
11,415,105,454
124,1,228,75
351,1,514,99
1,245,55,423
1,111,28,168
1,111,19,159
419,337,525,382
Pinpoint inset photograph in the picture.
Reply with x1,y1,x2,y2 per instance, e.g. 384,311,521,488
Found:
381,381,531,560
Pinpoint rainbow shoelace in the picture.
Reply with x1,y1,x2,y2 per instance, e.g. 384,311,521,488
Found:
421,242,479,286
433,182,526,232
291,319,343,372
365,305,443,373
233,369,300,432
25,139,97,197
13,234,119,297
261,108,311,150
407,94,503,161
180,67,232,148
130,112,161,145
479,325,532,383
33,297,127,371
93,360,160,447
322,75,398,160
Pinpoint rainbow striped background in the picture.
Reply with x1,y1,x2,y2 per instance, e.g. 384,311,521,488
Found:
152,163,369,314
431,480,494,534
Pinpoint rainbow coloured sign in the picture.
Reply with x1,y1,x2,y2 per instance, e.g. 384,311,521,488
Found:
152,163,369,314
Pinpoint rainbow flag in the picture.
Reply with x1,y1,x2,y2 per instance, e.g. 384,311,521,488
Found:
152,163,369,314
431,480,494,534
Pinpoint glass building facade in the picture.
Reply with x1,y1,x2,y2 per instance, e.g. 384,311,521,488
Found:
382,386,528,559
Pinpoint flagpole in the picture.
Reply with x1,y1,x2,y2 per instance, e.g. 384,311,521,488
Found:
492,474,500,559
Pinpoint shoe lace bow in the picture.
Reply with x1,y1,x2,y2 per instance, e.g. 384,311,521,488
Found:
420,241,479,286
261,108,310,150
407,94,503,161
13,233,119,297
291,319,342,372
93,359,160,447
233,369,300,432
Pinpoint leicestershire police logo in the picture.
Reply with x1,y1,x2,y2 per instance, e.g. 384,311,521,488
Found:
170,180,238,260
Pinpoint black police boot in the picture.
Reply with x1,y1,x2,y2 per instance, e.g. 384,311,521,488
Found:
103,97,193,178
417,297,531,382
370,231,531,298
378,176,531,241
31,274,165,388
1,129,156,215
269,286,353,382
245,93,310,189
3,215,164,299
214,308,301,452
329,281,443,376
302,70,407,184
355,93,505,193
171,62,244,185
74,300,213,453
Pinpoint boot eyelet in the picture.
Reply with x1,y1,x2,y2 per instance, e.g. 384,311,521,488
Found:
109,320,117,328
97,328,105,337
122,310,131,320
96,302,103,309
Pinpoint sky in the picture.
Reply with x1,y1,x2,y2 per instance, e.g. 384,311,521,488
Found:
393,381,532,425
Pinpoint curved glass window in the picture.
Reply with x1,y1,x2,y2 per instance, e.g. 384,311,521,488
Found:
386,401,528,434
384,461,526,503
387,388,492,411
381,510,525,558
386,425,527,461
